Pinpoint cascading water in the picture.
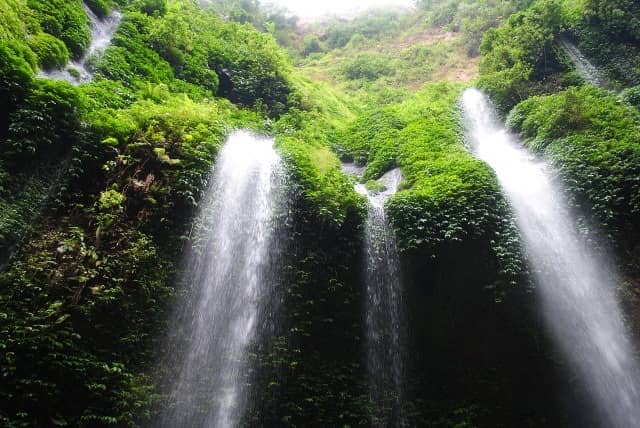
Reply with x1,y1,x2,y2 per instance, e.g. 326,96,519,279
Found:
41,4,121,84
462,88,640,427
560,38,607,88
352,168,404,425
157,131,288,428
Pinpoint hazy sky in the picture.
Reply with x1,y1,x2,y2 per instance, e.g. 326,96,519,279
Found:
264,0,415,19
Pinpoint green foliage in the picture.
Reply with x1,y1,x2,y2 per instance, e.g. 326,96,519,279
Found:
27,32,70,70
99,2,296,115
0,0,34,41
571,0,640,88
622,86,640,109
0,173,50,264
288,73,359,128
79,79,136,111
338,109,405,180
85,0,111,18
478,0,566,110
6,0,630,425
301,34,323,57
0,78,259,426
5,79,80,162
339,82,523,283
209,21,294,116
99,188,124,210
365,179,387,193
584,0,640,43
270,75,365,228
277,134,365,227
322,10,409,49
295,6,477,97
0,41,35,138
421,0,534,56
508,86,640,246
0,225,169,427
391,85,516,262
341,53,395,81
27,0,91,58
0,0,339,425
98,12,175,85
261,6,299,49
139,0,167,16
246,193,369,426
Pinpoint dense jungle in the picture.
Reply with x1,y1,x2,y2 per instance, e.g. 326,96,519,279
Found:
1,0,640,426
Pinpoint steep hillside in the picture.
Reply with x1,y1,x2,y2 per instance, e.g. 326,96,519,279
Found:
1,0,640,427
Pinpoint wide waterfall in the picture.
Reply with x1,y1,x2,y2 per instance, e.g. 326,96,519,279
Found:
354,168,404,425
41,4,121,84
462,88,640,427
560,38,607,88
156,131,288,428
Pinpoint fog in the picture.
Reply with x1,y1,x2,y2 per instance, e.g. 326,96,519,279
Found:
264,0,415,19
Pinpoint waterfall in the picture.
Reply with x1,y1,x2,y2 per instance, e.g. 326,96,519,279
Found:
350,167,404,425
461,88,640,428
156,131,288,428
560,38,607,88
41,3,121,84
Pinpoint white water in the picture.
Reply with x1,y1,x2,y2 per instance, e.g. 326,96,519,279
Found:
41,4,121,84
157,131,287,428
560,39,607,88
462,88,640,427
350,168,404,425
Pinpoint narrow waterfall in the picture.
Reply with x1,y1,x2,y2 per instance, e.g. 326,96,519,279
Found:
560,38,607,88
41,4,121,83
354,168,404,425
461,88,640,428
157,131,288,428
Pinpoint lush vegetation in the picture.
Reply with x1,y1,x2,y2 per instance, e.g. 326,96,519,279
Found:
508,86,640,249
338,82,524,287
0,72,263,427
418,0,534,55
577,0,640,87
1,0,640,426
477,0,640,108
477,0,640,254
0,0,306,425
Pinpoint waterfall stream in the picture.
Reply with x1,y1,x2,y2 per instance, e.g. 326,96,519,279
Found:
462,88,640,427
157,131,288,428
41,3,121,84
347,167,404,425
560,38,607,88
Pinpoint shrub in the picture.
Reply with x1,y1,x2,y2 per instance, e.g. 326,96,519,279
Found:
277,135,365,227
0,0,32,40
27,32,69,70
27,0,91,58
622,86,640,109
98,13,175,85
337,109,405,180
5,79,80,162
301,34,323,57
85,0,111,18
341,54,394,81
140,0,167,16
0,41,35,138
478,0,566,110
